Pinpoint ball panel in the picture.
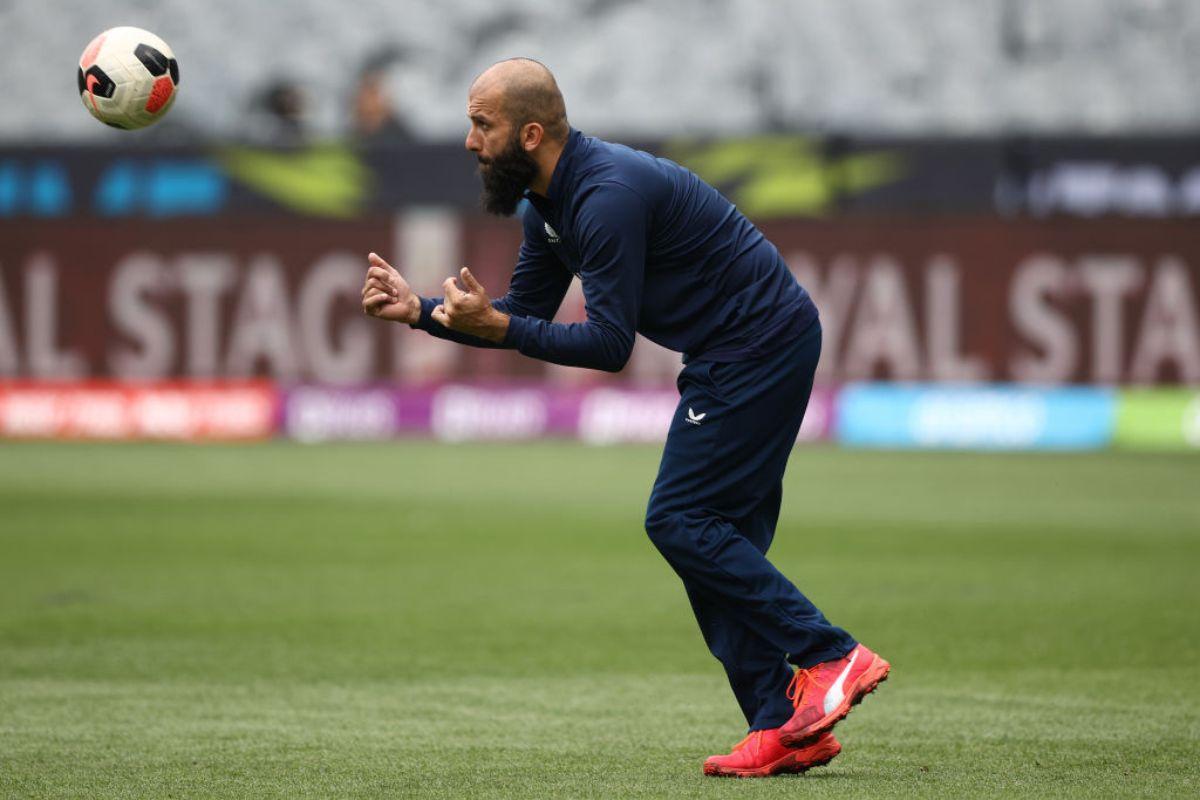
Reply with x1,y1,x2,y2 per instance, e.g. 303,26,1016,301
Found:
144,76,175,113
103,27,175,61
81,65,117,99
134,43,169,77
80,33,107,69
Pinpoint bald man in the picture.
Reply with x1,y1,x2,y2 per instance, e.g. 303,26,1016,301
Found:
361,58,889,778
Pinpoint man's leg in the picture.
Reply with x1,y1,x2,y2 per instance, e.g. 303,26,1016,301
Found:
645,324,856,706
683,582,795,731
683,481,801,731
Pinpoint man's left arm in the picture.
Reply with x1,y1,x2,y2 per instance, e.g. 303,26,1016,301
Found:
502,184,647,372
407,209,574,348
417,183,648,371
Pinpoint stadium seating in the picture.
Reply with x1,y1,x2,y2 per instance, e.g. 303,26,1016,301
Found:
3,0,1199,141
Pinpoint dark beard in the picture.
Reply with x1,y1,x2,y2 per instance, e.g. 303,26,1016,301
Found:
478,131,539,216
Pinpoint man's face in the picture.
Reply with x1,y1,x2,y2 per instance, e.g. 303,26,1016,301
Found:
466,88,538,216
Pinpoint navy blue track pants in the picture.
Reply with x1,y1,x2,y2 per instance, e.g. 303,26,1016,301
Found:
645,319,857,731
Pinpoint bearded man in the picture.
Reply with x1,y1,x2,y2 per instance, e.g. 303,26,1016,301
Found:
361,57,889,778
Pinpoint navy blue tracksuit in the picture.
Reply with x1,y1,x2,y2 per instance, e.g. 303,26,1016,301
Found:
414,129,857,730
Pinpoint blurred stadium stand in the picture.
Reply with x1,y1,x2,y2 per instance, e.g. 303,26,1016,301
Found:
3,0,1200,141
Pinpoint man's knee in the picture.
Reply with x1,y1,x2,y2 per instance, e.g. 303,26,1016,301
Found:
644,505,683,551
648,502,747,571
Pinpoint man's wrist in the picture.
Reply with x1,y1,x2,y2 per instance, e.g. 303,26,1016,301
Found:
403,295,423,325
484,309,510,342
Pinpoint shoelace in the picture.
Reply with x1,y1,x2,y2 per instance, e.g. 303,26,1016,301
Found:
786,667,829,709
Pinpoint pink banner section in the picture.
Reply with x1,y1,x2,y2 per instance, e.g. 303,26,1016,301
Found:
0,382,277,440
281,384,836,444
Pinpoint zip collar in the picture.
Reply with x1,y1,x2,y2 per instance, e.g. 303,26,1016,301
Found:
526,127,582,210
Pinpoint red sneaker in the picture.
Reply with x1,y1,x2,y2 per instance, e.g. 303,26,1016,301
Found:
703,728,841,778
778,643,890,747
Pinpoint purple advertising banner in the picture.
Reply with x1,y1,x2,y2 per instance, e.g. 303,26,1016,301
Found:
281,384,837,444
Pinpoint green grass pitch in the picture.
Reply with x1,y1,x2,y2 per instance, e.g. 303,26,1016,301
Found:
1,441,1197,798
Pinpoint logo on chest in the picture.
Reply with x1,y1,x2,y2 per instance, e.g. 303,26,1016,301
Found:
544,222,561,244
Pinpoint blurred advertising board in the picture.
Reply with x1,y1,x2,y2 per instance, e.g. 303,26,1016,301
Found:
280,384,838,444
3,136,1200,219
836,384,1116,451
0,381,275,440
1114,389,1200,450
769,218,1200,386
2,216,1199,387
282,385,407,443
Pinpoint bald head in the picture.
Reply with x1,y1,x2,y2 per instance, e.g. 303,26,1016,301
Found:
471,58,569,142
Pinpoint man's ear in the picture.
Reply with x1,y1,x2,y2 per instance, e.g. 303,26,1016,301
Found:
522,122,545,152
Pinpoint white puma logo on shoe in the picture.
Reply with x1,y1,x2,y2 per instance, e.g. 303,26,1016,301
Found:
823,648,860,715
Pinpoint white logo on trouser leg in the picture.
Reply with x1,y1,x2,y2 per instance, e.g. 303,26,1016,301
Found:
823,649,860,715
686,408,707,425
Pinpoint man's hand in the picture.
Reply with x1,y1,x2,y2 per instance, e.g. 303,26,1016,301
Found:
361,252,421,324
431,267,510,342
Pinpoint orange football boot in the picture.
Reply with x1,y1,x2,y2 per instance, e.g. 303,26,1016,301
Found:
778,642,890,747
703,728,841,778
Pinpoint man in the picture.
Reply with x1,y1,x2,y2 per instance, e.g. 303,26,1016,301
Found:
361,58,889,778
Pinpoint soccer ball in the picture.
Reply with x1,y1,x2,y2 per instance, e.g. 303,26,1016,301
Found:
77,27,180,130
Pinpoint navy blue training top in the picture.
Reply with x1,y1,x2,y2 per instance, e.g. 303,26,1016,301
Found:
413,129,817,372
